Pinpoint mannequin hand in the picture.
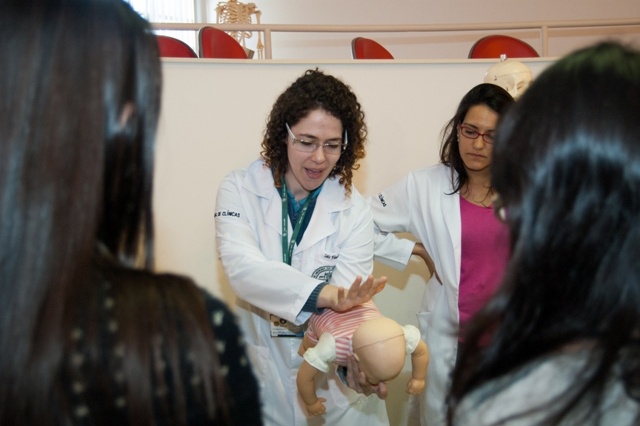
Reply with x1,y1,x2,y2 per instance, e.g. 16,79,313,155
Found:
344,354,388,399
331,275,387,312
406,378,426,395
305,398,327,416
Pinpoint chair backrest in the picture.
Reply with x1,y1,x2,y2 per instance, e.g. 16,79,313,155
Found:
156,35,198,58
198,26,248,59
351,37,394,59
468,35,539,59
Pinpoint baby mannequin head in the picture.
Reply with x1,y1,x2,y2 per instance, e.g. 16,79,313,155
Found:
352,317,406,384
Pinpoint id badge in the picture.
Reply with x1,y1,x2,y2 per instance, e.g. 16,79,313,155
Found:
269,314,304,337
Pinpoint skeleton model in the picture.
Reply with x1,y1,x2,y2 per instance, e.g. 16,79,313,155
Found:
216,0,263,59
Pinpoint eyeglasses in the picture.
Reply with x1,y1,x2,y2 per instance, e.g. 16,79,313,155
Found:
459,124,495,144
286,123,347,155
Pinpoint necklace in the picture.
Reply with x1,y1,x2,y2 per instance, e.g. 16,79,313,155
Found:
463,185,493,208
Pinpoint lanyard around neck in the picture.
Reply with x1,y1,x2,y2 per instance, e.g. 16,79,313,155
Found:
281,178,318,265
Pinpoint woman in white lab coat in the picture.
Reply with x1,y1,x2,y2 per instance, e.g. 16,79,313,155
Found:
215,69,389,426
370,84,514,426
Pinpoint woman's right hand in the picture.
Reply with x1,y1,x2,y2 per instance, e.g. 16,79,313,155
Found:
317,275,387,312
344,354,388,399
413,243,442,284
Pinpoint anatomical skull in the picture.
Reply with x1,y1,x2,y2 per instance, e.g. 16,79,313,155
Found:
483,56,533,99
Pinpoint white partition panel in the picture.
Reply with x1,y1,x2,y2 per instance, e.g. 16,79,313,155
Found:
153,58,553,424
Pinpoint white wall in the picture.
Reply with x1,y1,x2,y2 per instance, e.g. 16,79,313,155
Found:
153,58,553,425
230,0,640,59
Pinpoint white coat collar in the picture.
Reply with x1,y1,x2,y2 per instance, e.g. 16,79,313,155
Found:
440,165,460,238
244,160,352,250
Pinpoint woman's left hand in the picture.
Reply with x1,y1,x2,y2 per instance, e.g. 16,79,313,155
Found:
318,275,387,312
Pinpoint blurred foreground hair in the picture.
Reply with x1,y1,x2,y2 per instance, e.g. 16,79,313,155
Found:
449,41,640,425
0,0,232,423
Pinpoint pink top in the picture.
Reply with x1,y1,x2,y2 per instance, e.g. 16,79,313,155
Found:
459,197,509,338
305,301,382,365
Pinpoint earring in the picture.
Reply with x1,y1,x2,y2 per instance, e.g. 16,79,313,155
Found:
491,192,507,221
497,207,507,221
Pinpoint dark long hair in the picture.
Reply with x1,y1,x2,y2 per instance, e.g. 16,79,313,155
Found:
0,0,231,423
439,83,513,193
448,42,640,425
261,68,367,196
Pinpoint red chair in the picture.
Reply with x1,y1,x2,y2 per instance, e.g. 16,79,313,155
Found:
198,26,248,59
351,37,394,59
156,35,198,58
468,35,539,59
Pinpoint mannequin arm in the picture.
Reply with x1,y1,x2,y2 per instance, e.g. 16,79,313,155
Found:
412,243,442,284
297,361,327,416
406,340,429,395
298,334,316,356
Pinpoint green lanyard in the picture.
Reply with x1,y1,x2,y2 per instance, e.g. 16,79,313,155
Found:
281,178,318,265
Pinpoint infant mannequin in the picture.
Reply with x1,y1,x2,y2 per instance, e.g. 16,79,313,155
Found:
297,301,429,416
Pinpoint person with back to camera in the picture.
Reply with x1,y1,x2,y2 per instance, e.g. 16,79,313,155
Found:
296,300,429,416
369,83,515,425
448,41,640,426
215,68,389,425
0,1,261,424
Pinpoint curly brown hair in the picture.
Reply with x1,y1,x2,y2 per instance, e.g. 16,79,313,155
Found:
260,69,367,196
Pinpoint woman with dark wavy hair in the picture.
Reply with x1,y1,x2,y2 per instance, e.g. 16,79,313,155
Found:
0,0,261,424
448,41,640,425
215,69,388,425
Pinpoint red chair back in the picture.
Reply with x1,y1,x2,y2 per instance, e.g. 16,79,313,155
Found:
156,35,197,58
198,26,248,59
351,37,394,59
469,35,539,59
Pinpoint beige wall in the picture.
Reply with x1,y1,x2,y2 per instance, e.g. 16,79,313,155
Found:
230,0,640,59
153,58,553,424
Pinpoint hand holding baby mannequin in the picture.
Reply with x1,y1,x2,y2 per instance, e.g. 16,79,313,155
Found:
345,354,389,398
297,312,428,416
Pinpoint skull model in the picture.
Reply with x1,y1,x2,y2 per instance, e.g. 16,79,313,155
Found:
483,55,533,99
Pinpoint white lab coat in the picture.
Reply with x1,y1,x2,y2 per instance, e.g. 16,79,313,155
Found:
371,163,461,426
215,159,388,426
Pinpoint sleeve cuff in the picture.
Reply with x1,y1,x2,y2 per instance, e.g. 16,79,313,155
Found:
373,233,415,271
403,324,421,353
301,283,328,314
303,332,336,373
